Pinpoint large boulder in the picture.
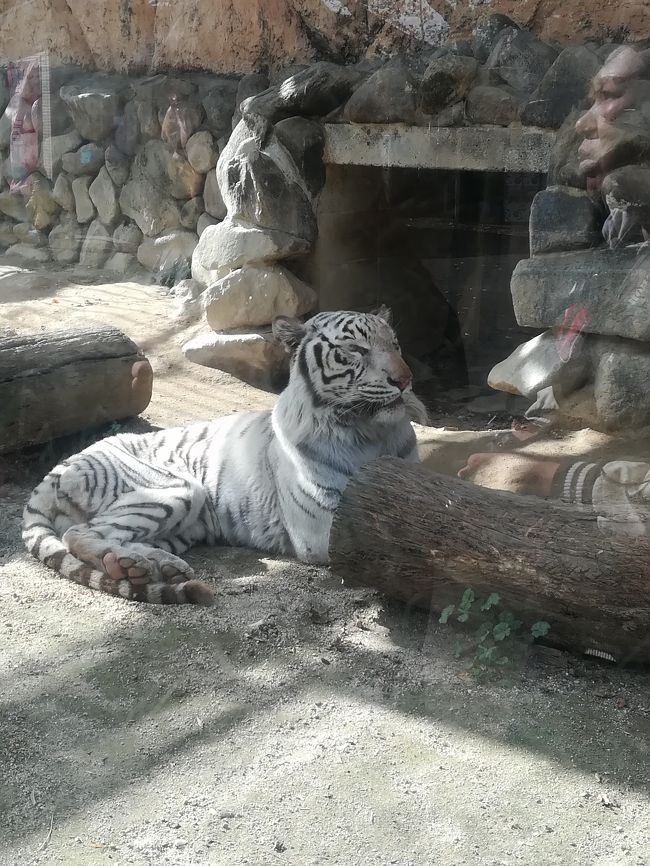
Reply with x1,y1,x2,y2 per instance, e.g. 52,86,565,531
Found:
118,142,182,236
191,218,310,286
201,78,239,138
113,222,143,253
52,173,75,212
203,264,317,330
89,167,120,228
419,55,478,115
186,130,218,174
79,219,113,268
343,60,417,124
529,186,604,255
136,231,198,274
59,75,130,141
182,328,289,392
220,138,316,242
465,85,520,126
0,191,28,222
472,14,519,64
488,328,589,400
49,215,85,264
203,171,227,220
61,143,105,177
486,29,558,95
272,117,325,198
39,129,82,175
25,174,60,231
521,46,601,129
72,176,96,224
511,248,650,340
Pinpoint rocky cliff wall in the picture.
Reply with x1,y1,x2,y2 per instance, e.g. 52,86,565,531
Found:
0,0,648,75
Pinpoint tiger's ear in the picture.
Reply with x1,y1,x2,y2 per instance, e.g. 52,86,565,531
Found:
272,316,306,353
371,304,392,325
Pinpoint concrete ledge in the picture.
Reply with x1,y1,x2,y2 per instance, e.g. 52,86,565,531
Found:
323,123,555,173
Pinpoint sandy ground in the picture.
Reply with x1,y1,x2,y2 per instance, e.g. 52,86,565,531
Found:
1,261,650,866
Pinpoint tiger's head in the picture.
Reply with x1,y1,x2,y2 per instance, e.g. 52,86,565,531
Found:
272,307,427,424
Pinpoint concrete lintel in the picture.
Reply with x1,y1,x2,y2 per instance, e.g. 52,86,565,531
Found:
323,123,555,174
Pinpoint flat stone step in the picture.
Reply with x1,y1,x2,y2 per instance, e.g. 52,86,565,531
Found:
511,248,650,341
323,123,555,173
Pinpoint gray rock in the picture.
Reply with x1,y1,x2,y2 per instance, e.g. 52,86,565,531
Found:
203,264,317,330
39,129,82,175
594,337,650,430
113,222,143,253
119,144,182,237
166,151,204,200
0,109,10,149
547,108,587,190
511,248,650,340
433,39,475,60
159,98,203,152
52,173,75,211
222,142,316,242
466,85,520,126
488,328,589,400
62,143,105,177
0,190,28,222
136,99,161,140
25,174,60,230
180,196,204,230
419,55,478,115
89,167,120,228
486,29,558,95
431,102,466,127
49,216,85,264
59,75,130,141
186,130,218,174
114,99,140,156
529,186,604,255
79,219,113,268
197,212,219,236
13,222,48,247
272,117,325,198
343,60,417,124
203,171,227,220
136,231,198,273
242,62,358,131
201,79,239,139
104,144,130,187
269,65,310,86
0,220,17,246
473,13,520,64
72,176,96,224
182,328,289,392
31,95,73,136
5,243,51,264
192,218,310,286
104,251,136,274
233,72,269,125
521,46,601,129
0,71,8,115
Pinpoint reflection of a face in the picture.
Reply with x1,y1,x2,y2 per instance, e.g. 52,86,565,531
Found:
575,46,650,191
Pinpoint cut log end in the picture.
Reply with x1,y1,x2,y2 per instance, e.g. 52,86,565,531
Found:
0,326,153,453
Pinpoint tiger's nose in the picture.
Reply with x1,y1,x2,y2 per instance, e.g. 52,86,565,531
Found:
387,355,413,391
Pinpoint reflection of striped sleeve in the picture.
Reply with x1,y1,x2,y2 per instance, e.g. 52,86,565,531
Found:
550,460,606,505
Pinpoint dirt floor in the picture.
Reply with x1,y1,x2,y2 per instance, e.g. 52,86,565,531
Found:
1,261,650,866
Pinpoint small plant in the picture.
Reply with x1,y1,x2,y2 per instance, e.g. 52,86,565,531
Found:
439,588,550,678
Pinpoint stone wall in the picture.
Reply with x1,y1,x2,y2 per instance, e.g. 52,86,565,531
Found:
0,1,647,75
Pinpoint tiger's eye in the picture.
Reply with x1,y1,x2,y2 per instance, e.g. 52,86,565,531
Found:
348,344,369,356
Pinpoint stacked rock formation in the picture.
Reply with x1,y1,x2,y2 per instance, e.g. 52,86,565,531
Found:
489,45,650,431
0,65,246,276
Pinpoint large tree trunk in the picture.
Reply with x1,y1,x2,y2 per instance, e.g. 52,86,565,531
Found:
329,458,650,664
0,327,153,453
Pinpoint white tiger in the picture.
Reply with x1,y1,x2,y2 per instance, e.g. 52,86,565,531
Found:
22,308,425,605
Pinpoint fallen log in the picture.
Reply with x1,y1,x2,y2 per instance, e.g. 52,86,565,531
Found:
329,457,650,664
0,326,153,453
